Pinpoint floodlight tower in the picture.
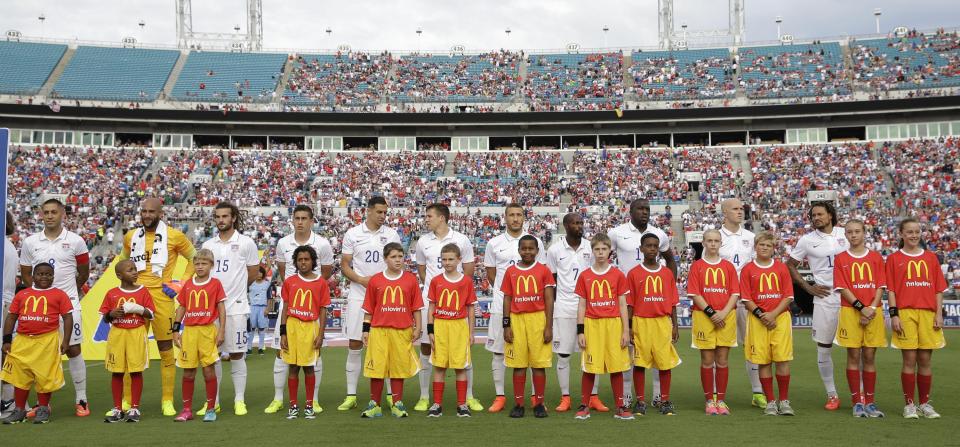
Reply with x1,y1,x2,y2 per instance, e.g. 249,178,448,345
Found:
176,0,263,51
658,0,745,49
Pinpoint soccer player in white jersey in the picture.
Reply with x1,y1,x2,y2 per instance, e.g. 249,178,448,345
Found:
199,202,261,416
545,213,608,413
608,198,676,407
18,199,90,417
264,205,334,415
718,198,765,407
483,203,546,413
785,201,848,411
413,203,481,412
1,211,18,414
337,197,401,411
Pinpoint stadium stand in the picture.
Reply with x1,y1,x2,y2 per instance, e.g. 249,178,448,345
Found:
171,50,287,102
630,48,737,100
0,41,67,95
738,42,851,98
52,46,180,101
523,52,624,110
851,30,960,91
387,51,522,103
284,52,392,107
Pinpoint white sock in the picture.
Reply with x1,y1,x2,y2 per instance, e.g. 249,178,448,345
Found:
623,366,634,399
592,375,600,395
214,361,222,406
257,330,265,350
557,356,571,396
1,383,13,401
346,349,362,395
746,360,762,393
418,353,431,399
817,346,837,397
466,364,475,399
273,357,286,401
68,355,87,403
231,358,247,402
313,357,322,403
492,354,505,396
651,368,661,398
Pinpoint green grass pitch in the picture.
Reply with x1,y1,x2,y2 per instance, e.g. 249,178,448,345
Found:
2,329,954,446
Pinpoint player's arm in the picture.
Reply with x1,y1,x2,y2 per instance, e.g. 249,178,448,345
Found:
276,262,286,281
411,308,422,343
215,302,226,346
117,232,131,261
19,265,32,288
660,248,677,278
462,262,475,281
320,263,333,281
171,306,186,348
934,291,945,330
265,282,277,318
60,311,74,354
177,236,196,282
416,264,427,285
315,306,327,349
76,257,90,294
467,303,476,344
785,256,829,297
617,293,630,347
246,264,259,287
501,287,513,343
543,285,555,343
576,296,587,349
340,253,368,287
1,311,17,353
485,266,496,287
670,305,679,343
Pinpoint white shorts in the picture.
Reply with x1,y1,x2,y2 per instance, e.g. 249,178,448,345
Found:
812,302,840,346
271,300,286,349
59,308,83,346
222,314,251,354
552,317,579,355
419,307,431,344
342,299,365,342
736,303,748,346
484,312,505,354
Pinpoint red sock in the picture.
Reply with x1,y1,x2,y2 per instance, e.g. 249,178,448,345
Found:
610,372,624,408
901,372,916,404
390,378,404,403
433,381,444,405
700,367,714,402
37,392,50,407
862,370,877,404
111,374,124,409
130,372,143,408
581,373,596,406
532,373,546,406
370,378,384,405
716,366,729,402
304,374,316,407
513,371,527,406
776,374,790,401
632,368,645,402
182,376,195,410
659,369,672,402
760,376,774,402
204,376,217,411
846,369,862,404
455,380,467,407
917,374,932,405
288,376,300,407
14,387,28,409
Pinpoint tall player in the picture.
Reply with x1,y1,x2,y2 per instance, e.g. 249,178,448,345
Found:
483,204,546,413
785,202,847,411
118,197,196,416
718,198,764,407
608,198,676,406
338,197,401,411
18,199,90,417
545,213,606,413
264,205,334,415
200,202,260,416
413,203,479,412
2,211,19,413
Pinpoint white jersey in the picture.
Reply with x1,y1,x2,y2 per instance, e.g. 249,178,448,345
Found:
19,228,89,301
483,232,546,315
414,228,475,297
341,222,401,300
608,222,670,274
719,225,755,274
4,237,17,305
201,231,260,316
275,232,335,279
545,238,593,319
788,226,848,307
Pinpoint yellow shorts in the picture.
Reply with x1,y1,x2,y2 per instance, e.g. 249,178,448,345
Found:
745,311,793,364
105,325,150,373
177,324,219,369
282,318,321,367
582,317,630,374
431,318,471,370
892,308,945,350
150,290,175,342
505,311,552,369
631,316,680,370
691,310,737,350
0,331,64,393
835,306,887,348
364,327,420,379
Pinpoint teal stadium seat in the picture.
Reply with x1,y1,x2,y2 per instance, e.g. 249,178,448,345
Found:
0,41,67,95
53,46,179,101
172,51,286,102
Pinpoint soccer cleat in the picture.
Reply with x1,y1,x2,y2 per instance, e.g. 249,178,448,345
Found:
196,403,221,415
902,403,920,419
575,404,591,420
258,349,264,355
75,400,90,417
304,407,317,420
918,403,941,419
778,400,795,416
764,401,779,416
659,400,676,416
234,401,248,416
555,395,572,412
203,410,217,422
427,403,442,418
25,405,39,418
509,405,525,418
632,400,647,416
456,405,471,418
716,401,731,416
161,400,177,417
466,397,484,412
125,408,141,423
33,406,51,424
614,406,635,420
338,395,358,411
174,409,194,422
386,394,394,407
312,402,323,413
864,403,885,418
264,400,283,414
488,396,507,413
287,405,299,420
589,395,609,412
824,395,841,411
1,408,27,424
1,399,13,414
852,402,867,418
413,398,430,412
104,408,125,423
533,403,548,418
360,401,383,418
705,400,718,416
652,395,662,409
751,393,767,408
391,401,409,418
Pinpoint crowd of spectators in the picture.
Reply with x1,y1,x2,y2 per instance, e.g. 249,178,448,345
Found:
565,149,686,207
523,52,624,111
852,29,960,92
285,52,392,106
630,50,737,100
385,51,522,101
738,43,851,99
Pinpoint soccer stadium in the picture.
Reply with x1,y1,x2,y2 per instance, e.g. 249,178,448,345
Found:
0,0,957,445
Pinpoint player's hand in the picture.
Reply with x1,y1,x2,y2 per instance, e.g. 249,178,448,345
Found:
577,333,586,350
934,311,944,330
859,315,871,326
356,276,371,287
891,316,904,336
362,332,369,347
411,327,422,343
808,284,831,298
429,334,435,346
2,342,10,354
504,327,514,344
671,325,679,344
710,311,725,328
760,313,776,329
860,306,876,320
280,335,288,351
543,326,553,344
313,335,324,350
60,341,69,354
172,332,182,349
620,331,630,348
109,308,125,319
215,330,225,347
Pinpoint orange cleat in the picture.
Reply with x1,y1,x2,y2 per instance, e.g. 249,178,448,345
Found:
75,400,91,417
488,396,507,413
555,395,572,412
589,395,609,412
824,396,841,411
25,405,39,419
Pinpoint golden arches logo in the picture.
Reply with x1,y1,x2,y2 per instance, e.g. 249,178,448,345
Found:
116,297,138,310
850,262,873,283
906,260,928,280
704,267,726,287
758,273,780,293
515,275,538,295
24,295,48,314
188,290,209,309
438,289,460,310
383,286,404,305
292,289,313,310
644,276,662,295
590,280,613,300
